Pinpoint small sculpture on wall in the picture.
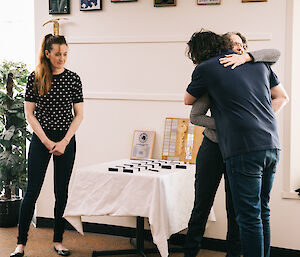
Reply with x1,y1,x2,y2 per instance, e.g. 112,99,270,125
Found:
43,18,68,36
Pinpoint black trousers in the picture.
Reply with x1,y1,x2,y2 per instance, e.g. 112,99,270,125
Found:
184,136,241,257
17,130,76,245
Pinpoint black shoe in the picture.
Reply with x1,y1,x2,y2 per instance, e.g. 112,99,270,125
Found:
54,246,71,256
10,251,24,257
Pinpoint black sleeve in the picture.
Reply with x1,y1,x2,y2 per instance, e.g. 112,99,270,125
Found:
186,65,208,98
25,73,38,102
72,74,84,103
266,64,280,88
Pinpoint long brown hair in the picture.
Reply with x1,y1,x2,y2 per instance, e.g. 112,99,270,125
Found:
34,34,67,95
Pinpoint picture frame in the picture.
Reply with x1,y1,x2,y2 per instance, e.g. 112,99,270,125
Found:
197,0,221,5
161,118,204,164
242,0,267,2
154,0,176,7
111,0,137,2
49,0,70,14
80,0,102,11
131,130,156,160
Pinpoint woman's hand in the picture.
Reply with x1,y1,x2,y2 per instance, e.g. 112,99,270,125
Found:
219,53,252,69
44,139,56,151
49,139,68,156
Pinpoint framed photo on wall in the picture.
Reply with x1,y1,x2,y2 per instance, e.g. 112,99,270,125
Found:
49,0,70,14
131,131,156,160
154,0,176,7
80,0,102,11
111,0,137,2
242,0,267,2
197,0,221,5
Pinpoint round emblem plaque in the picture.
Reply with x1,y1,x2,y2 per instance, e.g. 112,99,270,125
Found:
139,133,148,143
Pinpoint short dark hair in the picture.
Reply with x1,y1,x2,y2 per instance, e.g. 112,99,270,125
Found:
222,32,248,50
187,29,231,64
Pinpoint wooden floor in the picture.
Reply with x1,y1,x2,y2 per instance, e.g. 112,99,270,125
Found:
0,225,226,257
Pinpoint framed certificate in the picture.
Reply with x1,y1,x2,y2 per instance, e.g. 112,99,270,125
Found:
49,0,70,14
131,131,156,160
80,0,102,11
197,0,221,5
154,0,176,7
242,0,267,2
112,0,137,2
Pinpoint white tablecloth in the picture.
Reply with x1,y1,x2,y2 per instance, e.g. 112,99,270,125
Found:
64,159,216,257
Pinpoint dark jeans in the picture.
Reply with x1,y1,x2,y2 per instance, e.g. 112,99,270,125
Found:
184,137,241,257
17,130,76,245
225,149,280,257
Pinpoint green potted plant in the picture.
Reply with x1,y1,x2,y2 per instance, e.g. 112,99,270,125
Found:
0,60,32,227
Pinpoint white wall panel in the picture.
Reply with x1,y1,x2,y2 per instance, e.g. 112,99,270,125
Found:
67,42,192,95
33,0,300,251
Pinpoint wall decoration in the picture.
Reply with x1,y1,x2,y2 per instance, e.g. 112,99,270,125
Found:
154,0,176,7
80,0,102,11
111,0,137,2
161,118,204,164
131,131,156,160
242,0,267,2
197,0,221,5
43,18,68,36
49,0,70,14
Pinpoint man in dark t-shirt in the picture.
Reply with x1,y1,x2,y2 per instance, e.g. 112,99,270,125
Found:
184,30,288,257
187,50,280,159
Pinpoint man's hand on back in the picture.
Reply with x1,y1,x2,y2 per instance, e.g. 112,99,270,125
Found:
219,53,252,69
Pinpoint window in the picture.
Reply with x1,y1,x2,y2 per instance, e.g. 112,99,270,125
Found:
0,0,35,70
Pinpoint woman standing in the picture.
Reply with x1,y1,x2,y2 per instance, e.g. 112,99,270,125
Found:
10,34,84,257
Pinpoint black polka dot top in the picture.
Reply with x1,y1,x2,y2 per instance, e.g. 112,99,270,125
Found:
25,69,84,131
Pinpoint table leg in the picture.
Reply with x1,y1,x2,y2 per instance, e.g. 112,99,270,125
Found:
92,216,157,256
92,216,184,256
136,216,144,252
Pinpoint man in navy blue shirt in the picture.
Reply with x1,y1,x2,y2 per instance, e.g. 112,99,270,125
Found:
184,30,288,257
